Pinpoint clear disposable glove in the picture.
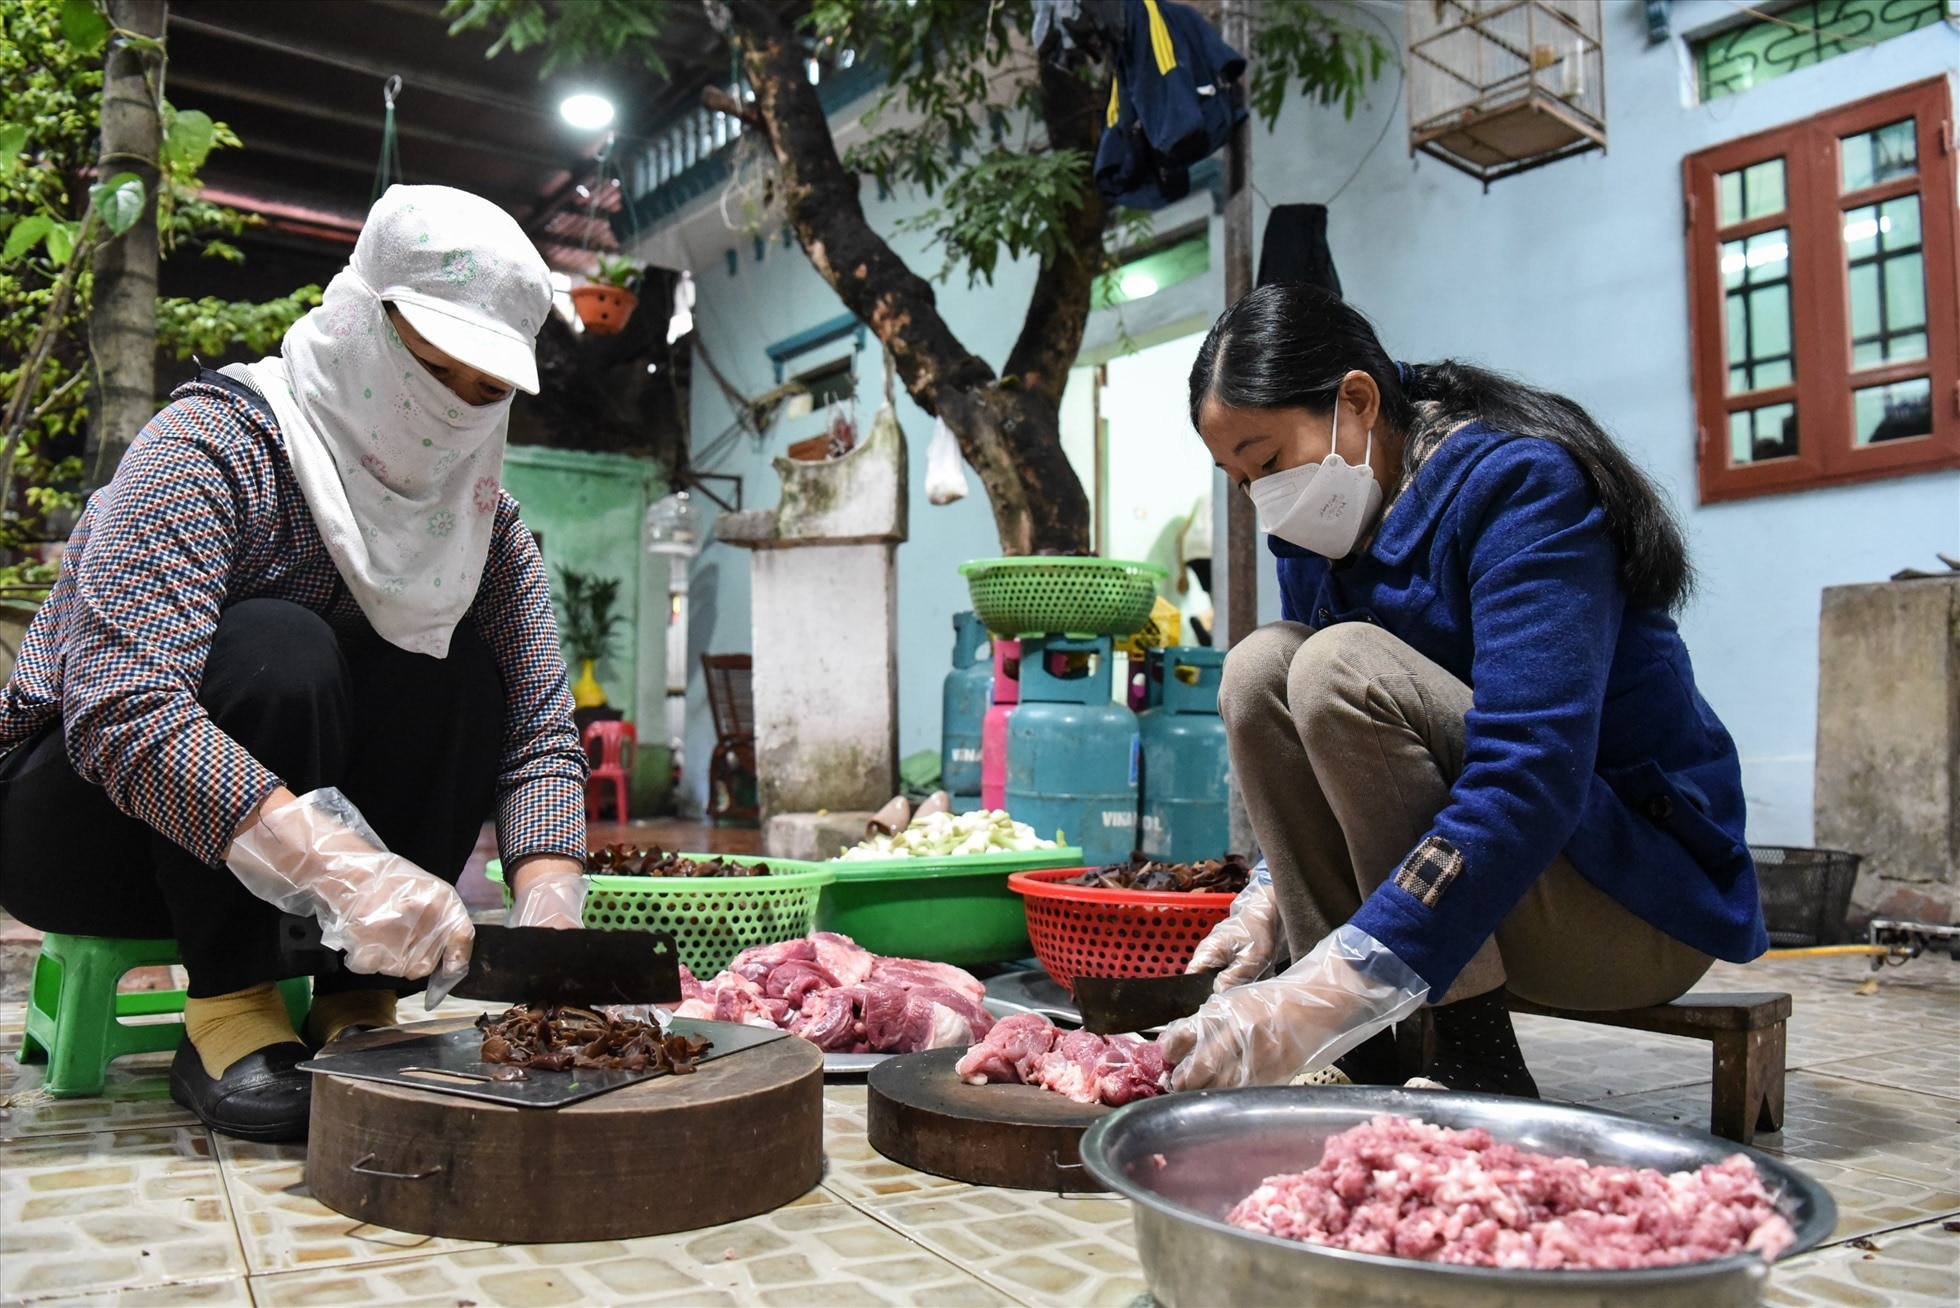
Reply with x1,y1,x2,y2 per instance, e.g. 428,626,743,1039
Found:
225,788,474,1004
507,866,588,929
1160,924,1429,1091
1186,873,1282,991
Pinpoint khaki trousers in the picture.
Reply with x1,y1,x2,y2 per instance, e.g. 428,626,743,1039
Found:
1220,621,1712,1009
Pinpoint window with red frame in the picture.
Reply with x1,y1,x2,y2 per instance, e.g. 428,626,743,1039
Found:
1684,77,1957,504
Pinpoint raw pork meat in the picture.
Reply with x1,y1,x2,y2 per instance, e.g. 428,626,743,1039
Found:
658,933,994,1055
954,1014,1170,1106
1226,1114,1798,1270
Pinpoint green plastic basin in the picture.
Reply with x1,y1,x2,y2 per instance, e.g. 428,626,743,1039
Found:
815,847,1084,966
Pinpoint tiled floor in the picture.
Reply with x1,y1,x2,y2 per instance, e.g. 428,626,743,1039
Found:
2,954,1955,1307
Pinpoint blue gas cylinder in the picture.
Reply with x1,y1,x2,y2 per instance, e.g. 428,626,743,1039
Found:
1006,636,1138,865
1138,646,1230,861
941,611,992,808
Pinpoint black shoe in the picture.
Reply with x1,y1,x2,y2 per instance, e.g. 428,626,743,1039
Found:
169,1039,313,1142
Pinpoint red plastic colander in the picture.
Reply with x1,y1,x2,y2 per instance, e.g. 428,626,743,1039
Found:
1008,867,1237,994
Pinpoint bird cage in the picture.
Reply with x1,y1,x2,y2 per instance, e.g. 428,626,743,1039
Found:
1406,0,1607,185
644,490,705,557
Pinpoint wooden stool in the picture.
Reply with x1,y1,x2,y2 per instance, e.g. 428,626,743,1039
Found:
1507,991,1791,1145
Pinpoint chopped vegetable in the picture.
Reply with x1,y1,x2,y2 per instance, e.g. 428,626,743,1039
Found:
837,809,1058,860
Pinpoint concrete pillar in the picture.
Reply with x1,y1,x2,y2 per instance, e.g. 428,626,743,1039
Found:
1814,576,1959,924
716,403,908,835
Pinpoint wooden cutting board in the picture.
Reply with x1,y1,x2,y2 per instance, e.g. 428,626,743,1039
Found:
307,1017,824,1242
867,1046,1111,1193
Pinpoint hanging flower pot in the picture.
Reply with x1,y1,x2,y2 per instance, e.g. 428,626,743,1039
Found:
569,283,638,335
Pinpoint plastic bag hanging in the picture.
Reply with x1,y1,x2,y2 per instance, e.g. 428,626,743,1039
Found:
925,414,971,506
370,76,406,202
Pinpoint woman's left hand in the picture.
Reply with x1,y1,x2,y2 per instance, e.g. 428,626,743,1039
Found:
1160,925,1430,1091
507,856,587,929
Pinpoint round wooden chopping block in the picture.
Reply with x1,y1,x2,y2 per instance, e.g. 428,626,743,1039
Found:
307,1021,824,1242
867,1046,1109,1193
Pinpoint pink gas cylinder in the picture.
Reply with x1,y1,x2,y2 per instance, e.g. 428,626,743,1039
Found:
978,637,1022,811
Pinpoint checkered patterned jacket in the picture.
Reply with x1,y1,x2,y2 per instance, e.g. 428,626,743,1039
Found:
1,374,587,869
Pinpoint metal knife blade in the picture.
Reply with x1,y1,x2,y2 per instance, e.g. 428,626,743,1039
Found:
447,925,683,1007
1071,969,1220,1035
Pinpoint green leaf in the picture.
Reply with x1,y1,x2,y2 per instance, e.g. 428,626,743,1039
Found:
58,0,107,55
0,125,27,178
44,219,77,265
163,108,216,173
3,215,53,262
90,171,146,235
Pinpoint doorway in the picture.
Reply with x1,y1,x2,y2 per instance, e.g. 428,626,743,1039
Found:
1060,330,1215,640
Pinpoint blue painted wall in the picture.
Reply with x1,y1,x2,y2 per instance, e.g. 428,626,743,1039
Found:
652,4,1960,837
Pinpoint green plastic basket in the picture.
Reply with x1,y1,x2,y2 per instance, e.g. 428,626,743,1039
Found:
487,856,835,978
815,846,1083,966
959,557,1168,638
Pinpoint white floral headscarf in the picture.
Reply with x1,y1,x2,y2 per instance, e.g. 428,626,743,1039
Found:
229,187,549,658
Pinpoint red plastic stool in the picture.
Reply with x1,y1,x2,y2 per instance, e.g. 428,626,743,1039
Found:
583,720,637,822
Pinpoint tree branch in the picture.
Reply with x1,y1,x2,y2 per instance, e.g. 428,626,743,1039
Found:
1001,58,1107,402
724,0,992,416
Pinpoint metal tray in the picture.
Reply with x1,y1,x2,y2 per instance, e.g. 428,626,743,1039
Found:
982,969,1081,1025
299,1017,788,1109
1081,1086,1835,1308
820,998,1034,1076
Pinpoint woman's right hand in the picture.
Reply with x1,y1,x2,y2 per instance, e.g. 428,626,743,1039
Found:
1187,876,1283,990
225,788,474,982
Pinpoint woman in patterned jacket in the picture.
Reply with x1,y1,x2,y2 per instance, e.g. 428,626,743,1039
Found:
0,187,590,1140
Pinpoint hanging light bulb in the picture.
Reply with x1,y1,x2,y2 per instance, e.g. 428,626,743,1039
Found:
560,93,615,131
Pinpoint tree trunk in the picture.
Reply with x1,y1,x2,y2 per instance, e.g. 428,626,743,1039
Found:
723,0,1092,555
86,0,167,489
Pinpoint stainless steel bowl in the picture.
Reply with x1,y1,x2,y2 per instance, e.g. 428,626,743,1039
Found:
1080,1086,1835,1308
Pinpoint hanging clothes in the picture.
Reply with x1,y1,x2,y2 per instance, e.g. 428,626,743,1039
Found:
1256,203,1343,297
1093,0,1246,210
1032,0,1128,69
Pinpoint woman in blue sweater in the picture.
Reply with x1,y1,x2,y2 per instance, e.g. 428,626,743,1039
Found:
1161,286,1767,1096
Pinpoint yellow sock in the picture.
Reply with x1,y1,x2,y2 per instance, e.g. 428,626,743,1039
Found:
183,983,301,1078
303,989,399,1048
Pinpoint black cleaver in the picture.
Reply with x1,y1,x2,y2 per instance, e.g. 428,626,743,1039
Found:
446,925,683,1007
1072,969,1221,1035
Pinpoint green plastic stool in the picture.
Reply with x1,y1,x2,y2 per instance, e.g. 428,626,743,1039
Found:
18,934,311,1098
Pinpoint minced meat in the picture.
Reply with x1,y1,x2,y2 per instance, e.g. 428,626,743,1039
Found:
1226,1114,1796,1270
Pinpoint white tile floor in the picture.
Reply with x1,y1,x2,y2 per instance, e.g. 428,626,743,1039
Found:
2,954,1956,1307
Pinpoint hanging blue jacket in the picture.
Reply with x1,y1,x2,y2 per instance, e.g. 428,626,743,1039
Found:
1094,0,1246,209
1268,424,1767,996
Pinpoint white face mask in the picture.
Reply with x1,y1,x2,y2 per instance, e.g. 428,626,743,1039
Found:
1245,404,1384,559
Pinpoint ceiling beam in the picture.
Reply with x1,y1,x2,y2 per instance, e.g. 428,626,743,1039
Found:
169,14,555,121
169,70,575,169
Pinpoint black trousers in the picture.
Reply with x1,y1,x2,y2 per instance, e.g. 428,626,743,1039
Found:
0,598,504,997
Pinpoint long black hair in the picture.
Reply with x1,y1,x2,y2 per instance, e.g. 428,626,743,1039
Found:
1188,284,1693,612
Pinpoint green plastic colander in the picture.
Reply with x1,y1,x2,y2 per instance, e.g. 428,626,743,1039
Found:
959,557,1168,638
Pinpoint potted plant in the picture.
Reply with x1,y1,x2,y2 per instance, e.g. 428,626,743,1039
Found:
568,254,640,335
556,568,624,708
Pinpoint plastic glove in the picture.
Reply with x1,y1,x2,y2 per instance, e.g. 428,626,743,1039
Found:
225,788,474,999
507,866,588,929
1186,874,1282,990
1160,924,1429,1091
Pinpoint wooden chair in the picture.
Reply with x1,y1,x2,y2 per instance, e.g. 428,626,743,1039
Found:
701,653,758,823
1507,991,1791,1145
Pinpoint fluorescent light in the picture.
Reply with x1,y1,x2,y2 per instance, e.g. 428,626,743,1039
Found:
560,93,615,131
1842,216,1892,243
1119,271,1159,299
1720,252,1746,276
